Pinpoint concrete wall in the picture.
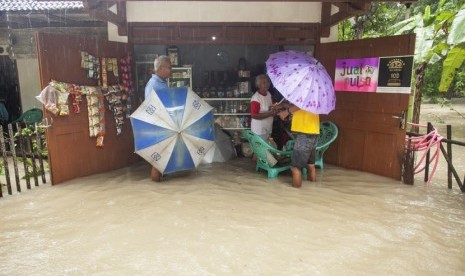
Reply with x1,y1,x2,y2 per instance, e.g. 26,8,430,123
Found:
109,1,339,43
0,27,107,111
16,58,41,111
126,1,321,22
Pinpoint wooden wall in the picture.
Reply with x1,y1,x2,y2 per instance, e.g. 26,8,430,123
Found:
316,34,415,179
36,32,138,185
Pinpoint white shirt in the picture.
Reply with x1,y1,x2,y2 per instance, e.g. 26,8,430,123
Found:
250,91,273,136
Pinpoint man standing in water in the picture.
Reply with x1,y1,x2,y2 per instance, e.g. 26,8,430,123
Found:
145,55,172,182
278,104,319,188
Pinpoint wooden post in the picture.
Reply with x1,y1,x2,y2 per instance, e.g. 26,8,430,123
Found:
28,134,39,187
402,135,414,185
35,123,46,184
8,124,21,192
447,125,452,189
439,144,464,192
463,175,465,193
16,123,31,190
424,122,432,183
0,125,12,195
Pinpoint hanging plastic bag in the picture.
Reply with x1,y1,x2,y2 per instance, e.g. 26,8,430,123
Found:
35,85,60,116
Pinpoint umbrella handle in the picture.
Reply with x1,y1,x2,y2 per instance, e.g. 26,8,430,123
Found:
276,98,285,105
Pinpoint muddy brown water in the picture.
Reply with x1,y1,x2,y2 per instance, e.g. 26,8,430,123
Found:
1,158,464,275
1,100,464,275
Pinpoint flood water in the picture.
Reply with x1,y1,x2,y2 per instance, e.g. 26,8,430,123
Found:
1,158,464,275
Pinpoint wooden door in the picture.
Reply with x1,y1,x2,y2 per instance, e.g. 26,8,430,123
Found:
315,34,415,180
36,33,138,185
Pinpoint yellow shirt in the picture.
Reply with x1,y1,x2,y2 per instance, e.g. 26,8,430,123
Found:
291,110,320,134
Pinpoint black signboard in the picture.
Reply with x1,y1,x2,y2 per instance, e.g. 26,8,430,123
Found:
377,56,414,93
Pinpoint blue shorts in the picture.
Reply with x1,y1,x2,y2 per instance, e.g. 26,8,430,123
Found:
291,133,319,169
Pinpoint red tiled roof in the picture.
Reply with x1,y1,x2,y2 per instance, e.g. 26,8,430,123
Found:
0,0,84,11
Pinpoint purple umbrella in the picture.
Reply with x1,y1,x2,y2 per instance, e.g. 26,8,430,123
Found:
266,51,336,114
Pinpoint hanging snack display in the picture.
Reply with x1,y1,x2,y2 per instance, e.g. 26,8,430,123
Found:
81,85,106,147
96,92,105,147
50,80,84,114
35,80,73,116
104,57,119,77
81,51,101,84
49,81,72,116
103,85,126,135
71,92,82,113
120,56,134,118
35,52,128,148
81,86,104,137
101,57,108,88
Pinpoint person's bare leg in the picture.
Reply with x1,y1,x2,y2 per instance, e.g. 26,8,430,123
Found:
307,164,316,182
291,166,302,188
151,166,161,182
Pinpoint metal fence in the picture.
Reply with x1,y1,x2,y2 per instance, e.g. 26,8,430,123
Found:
407,123,465,192
0,122,49,198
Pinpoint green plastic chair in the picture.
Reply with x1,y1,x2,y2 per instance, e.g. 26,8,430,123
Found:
246,132,293,179
242,129,255,142
286,121,338,169
314,121,338,169
12,108,43,125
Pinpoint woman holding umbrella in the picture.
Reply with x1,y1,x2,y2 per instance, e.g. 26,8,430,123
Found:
266,50,335,188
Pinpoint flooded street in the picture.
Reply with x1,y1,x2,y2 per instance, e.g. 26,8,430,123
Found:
1,158,464,275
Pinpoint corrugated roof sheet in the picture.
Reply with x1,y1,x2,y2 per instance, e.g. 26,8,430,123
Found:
0,1,84,11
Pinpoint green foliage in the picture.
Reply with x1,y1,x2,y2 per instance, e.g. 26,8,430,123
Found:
448,7,465,45
439,43,465,92
338,0,465,96
20,159,44,180
454,65,465,96
13,125,48,158
423,62,443,97
13,126,48,181
338,2,406,40
424,55,465,98
338,19,355,42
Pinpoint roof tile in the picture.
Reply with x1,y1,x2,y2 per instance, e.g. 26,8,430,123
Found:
0,0,84,11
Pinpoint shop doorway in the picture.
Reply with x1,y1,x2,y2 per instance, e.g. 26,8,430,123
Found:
37,30,414,184
0,56,22,124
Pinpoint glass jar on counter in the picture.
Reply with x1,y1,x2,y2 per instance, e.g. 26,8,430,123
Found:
202,87,210,98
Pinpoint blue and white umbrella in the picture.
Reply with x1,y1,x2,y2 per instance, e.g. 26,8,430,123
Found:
130,87,215,174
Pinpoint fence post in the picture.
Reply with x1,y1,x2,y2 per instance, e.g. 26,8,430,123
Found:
0,125,3,197
16,123,31,190
424,122,432,183
34,123,46,184
28,131,39,187
7,124,21,192
446,125,452,189
0,125,12,195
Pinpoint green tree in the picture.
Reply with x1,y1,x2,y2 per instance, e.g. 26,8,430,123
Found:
338,2,406,40
338,0,465,127
390,0,465,126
